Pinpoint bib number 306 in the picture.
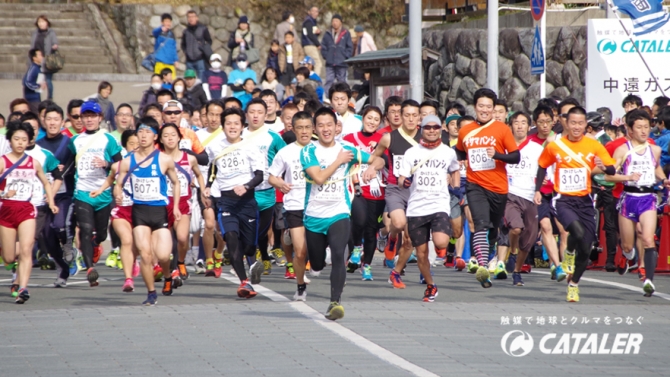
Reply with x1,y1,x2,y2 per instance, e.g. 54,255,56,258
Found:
468,148,495,171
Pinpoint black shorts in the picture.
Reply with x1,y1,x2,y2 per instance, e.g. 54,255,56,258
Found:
466,182,508,234
284,210,304,229
273,202,285,230
554,194,596,247
216,195,258,248
407,212,452,247
197,187,218,217
132,204,168,231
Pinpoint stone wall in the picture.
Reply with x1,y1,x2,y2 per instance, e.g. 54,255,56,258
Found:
414,26,587,116
104,3,407,79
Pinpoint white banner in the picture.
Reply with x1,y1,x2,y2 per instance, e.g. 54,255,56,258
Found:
587,19,670,119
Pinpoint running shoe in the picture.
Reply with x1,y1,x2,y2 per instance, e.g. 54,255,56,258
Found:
87,267,99,287
222,248,231,266
255,249,262,261
143,291,158,306
494,261,507,280
436,248,447,259
407,252,417,264
467,257,479,274
54,278,67,288
132,260,140,277
162,278,173,296
309,268,321,277
69,253,84,277
535,258,550,268
303,274,311,284
325,302,344,321
178,263,189,280
273,248,287,267
249,260,263,284
487,257,498,273
284,263,296,279
116,253,123,270
643,279,655,297
294,285,307,301
4,261,16,271
618,249,635,275
377,229,388,252
171,270,183,289
10,284,19,298
605,262,616,272
195,259,205,274
213,258,223,278
388,270,405,289
512,272,524,286
422,284,438,302
263,260,272,275
567,284,579,302
283,229,292,246
237,280,257,299
383,235,397,262
419,271,434,284
638,267,646,281
93,244,103,264
15,288,29,304
476,266,492,288
105,249,119,268
555,264,567,282
454,257,466,271
349,246,362,265
506,254,517,273
384,258,395,269
325,247,332,265
305,261,311,271
62,241,75,264
520,263,532,273
362,264,373,281
550,264,557,280
153,265,163,282
562,252,575,275
205,260,215,277
122,278,134,293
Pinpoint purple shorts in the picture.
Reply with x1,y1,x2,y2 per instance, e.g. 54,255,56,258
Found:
618,193,656,222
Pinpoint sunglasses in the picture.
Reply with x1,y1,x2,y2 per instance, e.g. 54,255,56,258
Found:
422,125,442,130
70,115,81,120
164,110,182,116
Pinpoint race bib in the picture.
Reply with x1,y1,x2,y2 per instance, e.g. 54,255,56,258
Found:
48,172,67,195
468,148,495,171
290,164,306,188
393,155,404,177
121,181,133,207
415,172,443,193
358,163,370,186
313,181,345,201
179,139,192,151
6,177,33,202
218,154,246,177
167,172,189,197
132,177,162,202
459,161,467,177
31,178,45,204
559,168,587,193
629,163,655,187
78,154,105,178
507,159,535,186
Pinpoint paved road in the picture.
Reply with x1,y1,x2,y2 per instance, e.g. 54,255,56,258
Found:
1,251,668,377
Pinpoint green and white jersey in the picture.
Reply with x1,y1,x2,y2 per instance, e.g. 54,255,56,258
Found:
300,140,372,234
68,130,121,209
242,127,286,210
26,144,60,207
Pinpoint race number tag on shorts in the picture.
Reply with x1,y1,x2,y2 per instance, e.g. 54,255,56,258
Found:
133,177,161,201
468,148,495,171
167,172,189,197
559,168,587,192
393,156,404,177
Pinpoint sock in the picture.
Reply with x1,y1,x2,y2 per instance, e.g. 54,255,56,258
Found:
214,251,223,260
148,290,156,294
644,248,657,281
206,258,213,265
472,230,489,267
297,283,306,292
448,238,456,254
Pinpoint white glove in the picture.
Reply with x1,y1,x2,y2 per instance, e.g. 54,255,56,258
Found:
369,178,382,198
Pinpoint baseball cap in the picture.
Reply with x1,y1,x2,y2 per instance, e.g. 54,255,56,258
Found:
81,101,102,114
236,53,248,62
300,56,315,66
354,25,364,33
162,100,183,111
586,111,604,130
209,53,222,62
184,69,197,78
420,115,441,128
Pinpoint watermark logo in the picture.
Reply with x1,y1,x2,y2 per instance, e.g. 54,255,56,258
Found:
597,39,617,55
501,330,534,357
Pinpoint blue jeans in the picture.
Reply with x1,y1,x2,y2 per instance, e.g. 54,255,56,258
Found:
44,71,54,100
186,60,206,81
324,66,347,96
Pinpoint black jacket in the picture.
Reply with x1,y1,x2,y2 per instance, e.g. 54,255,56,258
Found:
181,23,212,62
187,83,208,110
301,16,320,47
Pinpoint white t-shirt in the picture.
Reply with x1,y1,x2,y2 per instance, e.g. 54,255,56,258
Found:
268,142,306,211
506,140,544,202
241,126,286,191
399,143,459,217
197,128,225,197
205,138,263,191
265,118,285,134
286,44,293,64
338,112,363,140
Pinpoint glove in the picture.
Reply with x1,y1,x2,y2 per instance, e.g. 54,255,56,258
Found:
354,183,362,196
402,175,413,189
449,185,463,200
369,178,382,198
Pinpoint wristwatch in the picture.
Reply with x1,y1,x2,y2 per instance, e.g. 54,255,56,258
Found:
243,184,250,190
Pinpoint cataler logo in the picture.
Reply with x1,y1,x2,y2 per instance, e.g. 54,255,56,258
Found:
501,330,534,357
597,39,617,55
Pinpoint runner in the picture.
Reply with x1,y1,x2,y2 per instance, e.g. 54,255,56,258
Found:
364,99,422,289
455,88,520,288
606,109,669,296
68,100,123,287
534,106,617,302
90,130,140,292
398,115,460,302
502,112,544,286
329,83,362,138
0,121,58,303
61,99,85,138
205,107,264,298
243,98,287,279
115,118,182,305
269,111,313,299
303,107,384,320
158,123,207,285
343,106,386,280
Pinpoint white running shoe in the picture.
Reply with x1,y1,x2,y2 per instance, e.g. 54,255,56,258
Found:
325,247,332,266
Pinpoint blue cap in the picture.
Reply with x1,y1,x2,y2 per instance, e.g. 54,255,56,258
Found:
300,56,315,66
81,100,102,114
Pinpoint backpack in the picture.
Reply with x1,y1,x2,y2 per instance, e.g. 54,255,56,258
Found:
45,50,65,72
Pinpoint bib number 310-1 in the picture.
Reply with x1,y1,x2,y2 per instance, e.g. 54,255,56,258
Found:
559,168,587,192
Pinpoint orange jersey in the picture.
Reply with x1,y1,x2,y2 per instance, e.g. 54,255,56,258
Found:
455,120,518,194
538,136,616,196
179,128,204,154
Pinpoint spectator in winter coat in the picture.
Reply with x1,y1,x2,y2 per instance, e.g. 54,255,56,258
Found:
181,10,212,80
139,74,163,115
228,53,257,97
95,81,116,131
29,15,57,100
299,56,324,101
279,31,305,88
321,14,353,95
266,40,281,74
23,49,43,114
184,69,208,110
274,10,295,43
354,25,377,55
202,54,228,100
227,15,254,68
301,6,323,77
152,13,179,77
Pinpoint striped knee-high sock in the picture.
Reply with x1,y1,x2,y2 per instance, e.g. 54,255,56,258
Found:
473,230,489,267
